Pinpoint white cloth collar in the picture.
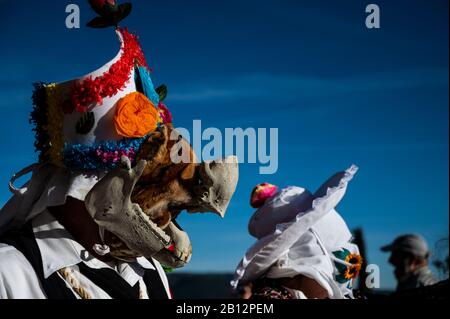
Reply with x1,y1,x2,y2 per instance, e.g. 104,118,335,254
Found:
32,210,155,285
0,164,106,235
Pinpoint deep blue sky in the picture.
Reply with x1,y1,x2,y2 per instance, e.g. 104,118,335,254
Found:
0,0,448,289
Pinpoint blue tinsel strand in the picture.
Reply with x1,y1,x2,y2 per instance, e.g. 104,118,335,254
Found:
63,136,148,170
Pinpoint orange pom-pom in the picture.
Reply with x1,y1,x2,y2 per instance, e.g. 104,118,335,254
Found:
114,92,159,138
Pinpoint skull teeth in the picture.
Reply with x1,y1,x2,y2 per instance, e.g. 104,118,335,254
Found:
168,247,191,263
134,204,171,245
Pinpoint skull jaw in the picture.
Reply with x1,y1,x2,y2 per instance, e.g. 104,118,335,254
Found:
152,222,192,268
84,153,238,269
83,158,164,255
103,221,192,268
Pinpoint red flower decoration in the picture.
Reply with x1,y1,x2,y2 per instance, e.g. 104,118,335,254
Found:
70,28,148,113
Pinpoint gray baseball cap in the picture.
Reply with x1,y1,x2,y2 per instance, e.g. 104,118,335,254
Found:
381,234,430,258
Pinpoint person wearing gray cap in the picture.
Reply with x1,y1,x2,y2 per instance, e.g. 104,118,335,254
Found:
381,234,438,291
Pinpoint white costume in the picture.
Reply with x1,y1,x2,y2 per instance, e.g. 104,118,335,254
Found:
231,165,361,299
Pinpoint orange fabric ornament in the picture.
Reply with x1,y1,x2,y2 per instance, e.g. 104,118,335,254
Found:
114,92,159,138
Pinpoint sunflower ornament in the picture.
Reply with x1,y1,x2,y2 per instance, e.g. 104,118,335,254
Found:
332,248,363,284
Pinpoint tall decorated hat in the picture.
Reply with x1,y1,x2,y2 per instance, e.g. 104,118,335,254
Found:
30,0,172,172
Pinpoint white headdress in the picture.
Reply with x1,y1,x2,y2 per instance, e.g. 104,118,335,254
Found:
231,165,361,299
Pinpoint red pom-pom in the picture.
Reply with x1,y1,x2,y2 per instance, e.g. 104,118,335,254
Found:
250,183,278,208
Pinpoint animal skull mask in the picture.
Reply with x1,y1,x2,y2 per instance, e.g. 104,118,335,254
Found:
84,124,239,268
